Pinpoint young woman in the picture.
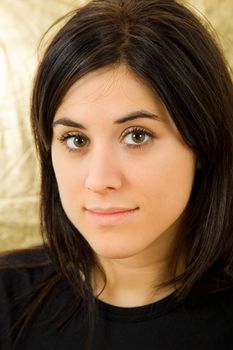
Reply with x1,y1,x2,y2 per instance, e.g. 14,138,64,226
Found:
1,0,233,349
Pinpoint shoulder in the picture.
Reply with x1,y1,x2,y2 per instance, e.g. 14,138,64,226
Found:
0,246,58,348
0,244,49,266
208,286,233,314
183,285,233,311
181,286,233,330
0,245,53,300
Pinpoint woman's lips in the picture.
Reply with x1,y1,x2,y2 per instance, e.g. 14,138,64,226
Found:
85,207,139,225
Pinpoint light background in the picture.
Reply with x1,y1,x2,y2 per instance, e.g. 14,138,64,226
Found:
0,0,232,252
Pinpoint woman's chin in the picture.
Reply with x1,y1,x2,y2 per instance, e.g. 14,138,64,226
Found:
93,244,139,260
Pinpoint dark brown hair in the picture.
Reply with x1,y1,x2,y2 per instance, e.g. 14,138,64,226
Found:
2,0,233,347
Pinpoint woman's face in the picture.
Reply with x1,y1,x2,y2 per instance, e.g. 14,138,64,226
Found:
51,65,197,261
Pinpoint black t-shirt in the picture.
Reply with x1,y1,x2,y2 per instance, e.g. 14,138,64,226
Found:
0,251,233,350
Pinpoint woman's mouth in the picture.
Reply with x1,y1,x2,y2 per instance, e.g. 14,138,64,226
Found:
85,207,139,225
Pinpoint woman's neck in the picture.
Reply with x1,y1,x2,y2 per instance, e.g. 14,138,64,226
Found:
92,253,181,307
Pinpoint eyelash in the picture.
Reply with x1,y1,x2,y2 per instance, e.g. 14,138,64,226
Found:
57,127,155,153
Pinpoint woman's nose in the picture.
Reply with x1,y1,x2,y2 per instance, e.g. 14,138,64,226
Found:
84,147,123,194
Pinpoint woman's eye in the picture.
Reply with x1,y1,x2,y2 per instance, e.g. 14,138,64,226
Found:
67,135,87,149
122,127,154,147
58,133,88,151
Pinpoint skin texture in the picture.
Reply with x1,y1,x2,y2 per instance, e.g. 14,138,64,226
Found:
51,64,197,306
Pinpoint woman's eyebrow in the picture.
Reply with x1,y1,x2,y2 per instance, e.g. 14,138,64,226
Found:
52,110,162,129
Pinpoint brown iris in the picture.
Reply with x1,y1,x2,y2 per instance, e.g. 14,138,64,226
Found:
132,131,146,143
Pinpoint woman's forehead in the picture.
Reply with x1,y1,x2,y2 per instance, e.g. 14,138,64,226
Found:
55,64,175,127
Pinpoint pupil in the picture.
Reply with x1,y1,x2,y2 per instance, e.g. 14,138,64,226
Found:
74,136,85,147
133,132,145,143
